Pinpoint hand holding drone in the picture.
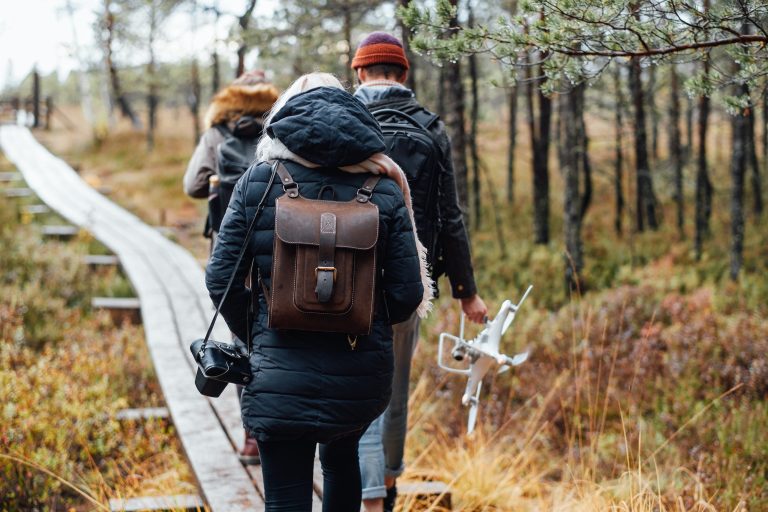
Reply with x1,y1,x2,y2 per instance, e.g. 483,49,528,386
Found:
437,285,533,434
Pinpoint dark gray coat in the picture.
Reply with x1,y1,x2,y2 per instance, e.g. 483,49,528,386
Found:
355,85,478,299
205,87,424,443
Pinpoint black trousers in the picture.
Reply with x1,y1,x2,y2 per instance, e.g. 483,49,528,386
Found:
257,431,365,512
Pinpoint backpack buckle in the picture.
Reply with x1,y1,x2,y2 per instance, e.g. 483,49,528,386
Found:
283,181,299,198
315,266,337,282
356,187,373,203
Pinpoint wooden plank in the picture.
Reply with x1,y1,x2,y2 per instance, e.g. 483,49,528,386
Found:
156,226,176,238
116,407,170,421
0,171,21,182
83,254,120,266
108,494,204,512
0,126,264,512
399,481,452,509
22,204,50,215
4,187,33,197
92,297,142,309
92,297,142,325
41,224,79,238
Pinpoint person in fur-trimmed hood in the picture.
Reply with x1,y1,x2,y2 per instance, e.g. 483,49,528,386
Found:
183,70,279,198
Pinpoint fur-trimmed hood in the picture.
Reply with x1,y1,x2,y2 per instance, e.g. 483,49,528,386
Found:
204,83,279,129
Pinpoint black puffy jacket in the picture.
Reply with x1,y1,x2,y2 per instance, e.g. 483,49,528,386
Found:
205,87,424,443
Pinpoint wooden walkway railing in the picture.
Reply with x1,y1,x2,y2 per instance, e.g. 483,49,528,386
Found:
0,125,322,511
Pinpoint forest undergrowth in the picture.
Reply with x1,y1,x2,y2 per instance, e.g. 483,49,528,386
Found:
28,108,768,511
0,156,196,510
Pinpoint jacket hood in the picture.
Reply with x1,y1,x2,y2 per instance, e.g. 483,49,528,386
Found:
267,87,386,167
204,83,280,128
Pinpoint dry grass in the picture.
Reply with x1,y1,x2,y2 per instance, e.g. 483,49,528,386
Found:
0,184,197,510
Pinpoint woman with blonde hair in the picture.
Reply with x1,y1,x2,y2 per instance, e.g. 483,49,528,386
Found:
205,72,432,511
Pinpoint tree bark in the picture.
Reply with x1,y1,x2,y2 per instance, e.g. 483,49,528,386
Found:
343,4,354,86
212,51,220,94
436,66,446,119
669,64,684,236
628,55,659,231
578,94,592,221
764,88,768,193
729,24,750,280
526,48,551,244
444,0,469,214
730,91,748,280
746,92,763,215
694,59,713,260
190,58,201,143
146,0,158,152
236,0,257,77
613,64,625,235
507,82,518,203
32,69,41,129
398,0,417,92
563,83,585,292
685,93,694,161
103,0,141,129
505,0,519,204
468,3,481,230
648,65,659,163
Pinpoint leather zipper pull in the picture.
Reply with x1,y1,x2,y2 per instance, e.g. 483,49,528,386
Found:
347,335,358,351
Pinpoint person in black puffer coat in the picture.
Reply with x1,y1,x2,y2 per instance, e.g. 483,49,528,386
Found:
205,72,430,512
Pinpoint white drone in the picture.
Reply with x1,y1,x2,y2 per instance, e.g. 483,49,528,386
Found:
437,285,533,434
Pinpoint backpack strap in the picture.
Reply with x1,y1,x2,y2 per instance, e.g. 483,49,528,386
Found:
368,97,440,130
198,162,278,359
275,162,300,198
409,109,440,130
356,175,381,203
316,211,337,302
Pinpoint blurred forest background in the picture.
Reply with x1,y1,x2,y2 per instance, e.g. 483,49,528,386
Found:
1,0,767,510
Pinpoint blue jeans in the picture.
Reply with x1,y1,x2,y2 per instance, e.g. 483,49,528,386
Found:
359,313,420,500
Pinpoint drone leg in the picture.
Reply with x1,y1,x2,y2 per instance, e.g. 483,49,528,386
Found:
466,381,483,435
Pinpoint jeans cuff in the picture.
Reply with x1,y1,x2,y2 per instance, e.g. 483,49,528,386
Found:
385,463,405,479
362,484,387,500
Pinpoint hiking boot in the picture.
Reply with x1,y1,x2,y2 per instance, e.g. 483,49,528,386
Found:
383,485,397,512
239,433,260,465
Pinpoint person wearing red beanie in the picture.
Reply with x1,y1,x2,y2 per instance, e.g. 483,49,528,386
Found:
352,32,488,512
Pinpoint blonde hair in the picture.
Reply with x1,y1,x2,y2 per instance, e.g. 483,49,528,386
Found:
256,73,344,162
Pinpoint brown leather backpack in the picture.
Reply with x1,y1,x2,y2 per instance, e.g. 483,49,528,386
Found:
266,162,382,336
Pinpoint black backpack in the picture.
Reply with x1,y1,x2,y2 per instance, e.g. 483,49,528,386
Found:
371,107,442,261
206,116,263,236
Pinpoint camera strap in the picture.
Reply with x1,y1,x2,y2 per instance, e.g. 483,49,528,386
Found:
200,162,278,357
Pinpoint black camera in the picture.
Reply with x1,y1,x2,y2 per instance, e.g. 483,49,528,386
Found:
190,339,251,397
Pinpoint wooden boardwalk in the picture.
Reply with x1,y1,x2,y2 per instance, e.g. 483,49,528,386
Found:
0,126,323,511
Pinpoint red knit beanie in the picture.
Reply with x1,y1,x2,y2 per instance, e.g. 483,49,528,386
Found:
351,32,410,70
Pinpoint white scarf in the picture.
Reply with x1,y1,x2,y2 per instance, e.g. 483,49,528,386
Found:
260,138,434,318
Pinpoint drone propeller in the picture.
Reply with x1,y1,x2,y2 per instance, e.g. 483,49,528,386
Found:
466,381,482,434
497,351,529,374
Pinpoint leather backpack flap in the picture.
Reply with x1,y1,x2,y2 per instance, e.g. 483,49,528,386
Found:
271,195,380,331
